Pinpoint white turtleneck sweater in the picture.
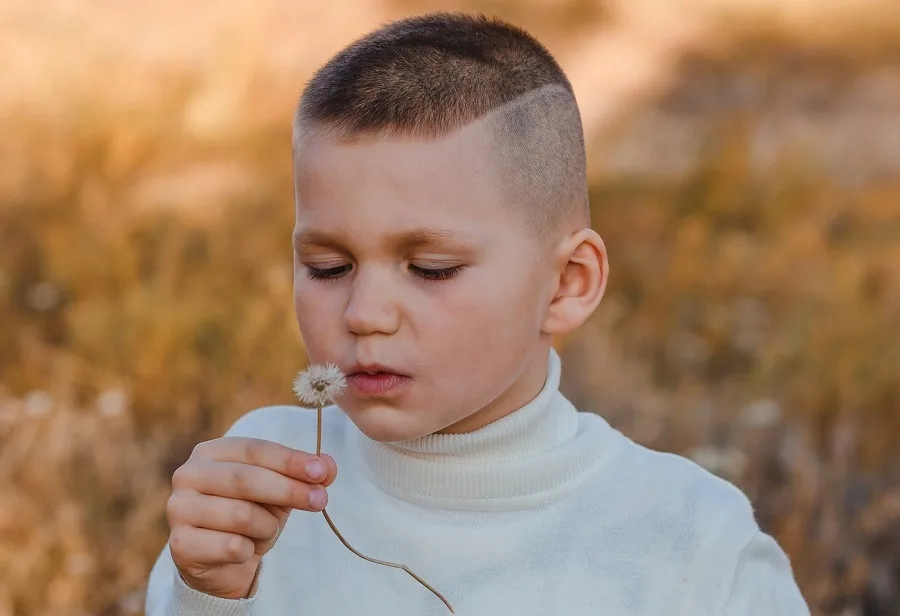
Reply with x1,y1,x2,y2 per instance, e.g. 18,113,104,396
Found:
146,350,809,616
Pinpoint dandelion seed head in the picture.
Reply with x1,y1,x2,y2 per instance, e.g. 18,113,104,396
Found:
293,363,347,407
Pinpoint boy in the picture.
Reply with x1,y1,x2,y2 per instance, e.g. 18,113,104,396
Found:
146,12,809,616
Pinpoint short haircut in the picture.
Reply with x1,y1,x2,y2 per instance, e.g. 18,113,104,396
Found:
294,12,589,234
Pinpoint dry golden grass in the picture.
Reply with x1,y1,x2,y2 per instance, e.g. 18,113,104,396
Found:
1,2,898,616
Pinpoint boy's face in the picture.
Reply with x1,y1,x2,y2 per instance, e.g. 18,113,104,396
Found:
293,123,560,442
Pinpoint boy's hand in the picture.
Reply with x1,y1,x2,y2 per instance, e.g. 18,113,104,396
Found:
165,436,337,599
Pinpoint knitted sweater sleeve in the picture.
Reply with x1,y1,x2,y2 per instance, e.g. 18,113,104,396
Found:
722,531,810,616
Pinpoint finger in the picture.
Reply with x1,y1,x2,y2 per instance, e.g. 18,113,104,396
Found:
319,453,338,488
261,503,292,527
182,461,328,511
169,526,255,567
191,437,335,484
254,505,291,554
167,492,280,541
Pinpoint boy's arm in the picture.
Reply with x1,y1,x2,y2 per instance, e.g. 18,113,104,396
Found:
722,531,810,616
145,542,256,616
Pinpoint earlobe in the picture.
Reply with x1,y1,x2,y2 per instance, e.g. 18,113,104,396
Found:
541,229,609,335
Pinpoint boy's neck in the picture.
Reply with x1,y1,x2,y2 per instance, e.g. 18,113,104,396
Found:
348,345,615,509
435,343,554,435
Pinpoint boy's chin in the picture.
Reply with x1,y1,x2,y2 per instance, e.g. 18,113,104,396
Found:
344,402,438,443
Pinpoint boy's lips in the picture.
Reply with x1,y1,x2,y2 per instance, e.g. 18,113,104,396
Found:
344,363,410,397
345,362,404,376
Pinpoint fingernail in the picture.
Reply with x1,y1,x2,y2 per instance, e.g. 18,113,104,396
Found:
306,460,325,480
309,487,327,511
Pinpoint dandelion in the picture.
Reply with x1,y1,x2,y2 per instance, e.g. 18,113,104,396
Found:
293,363,454,613
292,363,347,409
294,363,347,455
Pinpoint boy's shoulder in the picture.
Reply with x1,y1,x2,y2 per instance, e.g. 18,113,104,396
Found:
592,423,761,543
222,403,348,451
574,420,806,614
623,436,752,505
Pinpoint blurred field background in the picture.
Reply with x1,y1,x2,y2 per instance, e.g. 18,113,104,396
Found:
1,1,898,615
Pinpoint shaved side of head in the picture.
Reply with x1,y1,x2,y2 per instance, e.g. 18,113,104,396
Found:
484,85,588,234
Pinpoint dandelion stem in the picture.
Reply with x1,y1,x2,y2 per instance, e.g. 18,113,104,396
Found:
320,508,455,613
314,405,454,613
316,406,323,456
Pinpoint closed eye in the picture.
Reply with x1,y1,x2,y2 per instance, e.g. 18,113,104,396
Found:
305,263,465,282
305,264,351,281
409,264,465,281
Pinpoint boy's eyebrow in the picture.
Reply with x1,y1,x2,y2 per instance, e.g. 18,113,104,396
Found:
293,229,345,250
293,227,479,250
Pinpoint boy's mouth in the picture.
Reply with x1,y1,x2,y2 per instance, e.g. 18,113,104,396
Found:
345,363,409,396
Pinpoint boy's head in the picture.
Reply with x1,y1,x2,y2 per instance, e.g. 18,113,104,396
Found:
291,13,608,442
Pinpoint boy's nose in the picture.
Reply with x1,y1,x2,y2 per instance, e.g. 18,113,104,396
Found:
342,269,400,336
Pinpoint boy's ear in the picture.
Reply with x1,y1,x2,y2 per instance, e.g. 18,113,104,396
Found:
541,228,609,336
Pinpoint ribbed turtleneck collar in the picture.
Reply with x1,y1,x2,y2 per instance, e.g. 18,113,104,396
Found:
348,349,615,510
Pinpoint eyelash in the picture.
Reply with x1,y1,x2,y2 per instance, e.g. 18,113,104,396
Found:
305,264,464,282
412,264,464,281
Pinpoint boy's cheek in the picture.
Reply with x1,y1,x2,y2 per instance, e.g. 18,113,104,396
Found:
294,285,341,317
294,310,339,356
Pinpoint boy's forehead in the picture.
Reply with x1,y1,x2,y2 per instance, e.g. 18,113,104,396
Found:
294,114,499,178
291,116,552,249
295,124,508,215
293,189,506,245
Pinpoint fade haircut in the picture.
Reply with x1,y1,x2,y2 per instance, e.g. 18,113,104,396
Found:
294,12,590,234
